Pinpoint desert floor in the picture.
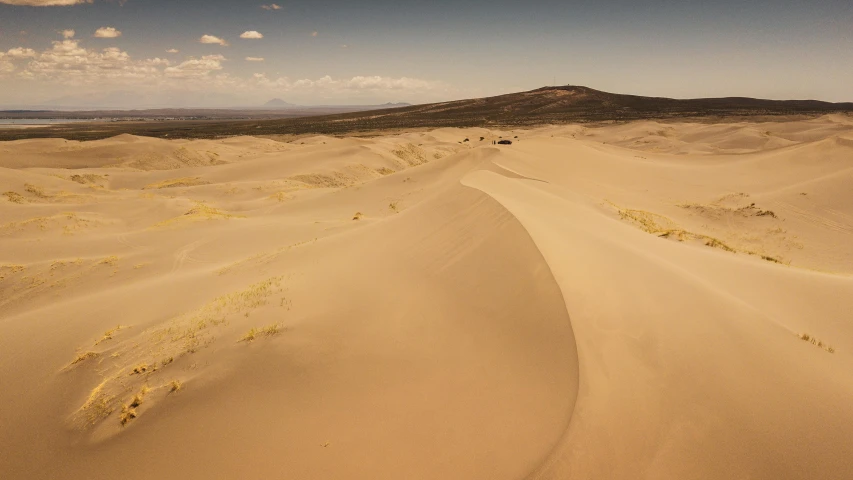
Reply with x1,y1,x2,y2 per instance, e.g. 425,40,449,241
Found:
1,116,852,479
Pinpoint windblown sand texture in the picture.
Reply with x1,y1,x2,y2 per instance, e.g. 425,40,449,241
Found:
1,116,852,479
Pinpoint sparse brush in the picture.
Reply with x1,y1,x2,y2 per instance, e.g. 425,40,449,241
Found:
95,325,125,345
3,191,25,204
70,351,99,366
353,212,363,220
79,380,115,425
98,256,119,267
119,386,149,426
389,201,399,212
119,405,137,426
705,238,736,253
169,380,183,393
143,177,210,190
24,183,49,198
240,323,283,342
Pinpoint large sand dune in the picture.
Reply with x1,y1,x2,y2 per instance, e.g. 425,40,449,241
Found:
1,116,852,479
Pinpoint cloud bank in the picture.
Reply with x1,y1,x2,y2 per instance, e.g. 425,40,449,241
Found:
0,35,448,105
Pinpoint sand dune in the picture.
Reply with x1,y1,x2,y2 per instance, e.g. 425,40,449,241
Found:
1,115,852,479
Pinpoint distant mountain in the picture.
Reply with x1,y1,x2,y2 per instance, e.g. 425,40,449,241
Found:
37,90,246,110
264,98,296,108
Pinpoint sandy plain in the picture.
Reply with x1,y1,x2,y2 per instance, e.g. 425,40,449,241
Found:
1,115,852,479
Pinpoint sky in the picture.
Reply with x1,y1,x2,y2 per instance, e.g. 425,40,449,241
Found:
0,0,851,108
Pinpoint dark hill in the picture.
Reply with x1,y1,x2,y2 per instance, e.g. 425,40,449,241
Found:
2,86,851,141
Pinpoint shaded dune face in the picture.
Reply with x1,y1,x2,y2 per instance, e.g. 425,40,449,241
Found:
1,116,853,479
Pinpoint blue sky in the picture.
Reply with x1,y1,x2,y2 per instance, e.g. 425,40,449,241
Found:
0,0,851,107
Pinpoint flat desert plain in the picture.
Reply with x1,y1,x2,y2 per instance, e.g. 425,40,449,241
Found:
1,116,853,479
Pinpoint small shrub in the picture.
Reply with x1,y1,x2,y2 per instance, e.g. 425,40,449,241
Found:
353,212,363,220
799,333,835,353
131,364,149,375
169,379,183,393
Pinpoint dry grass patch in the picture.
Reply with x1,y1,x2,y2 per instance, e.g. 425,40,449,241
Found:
0,264,27,280
68,276,286,429
143,177,210,190
153,202,244,228
392,143,427,166
240,323,284,342
119,385,150,426
168,379,183,393
24,183,49,198
98,256,120,267
70,174,107,185
290,172,354,189
376,167,395,175
3,191,25,204
79,379,115,426
95,325,127,346
612,202,784,262
70,351,100,366
269,191,291,202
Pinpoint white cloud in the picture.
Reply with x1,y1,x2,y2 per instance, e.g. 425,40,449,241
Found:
164,55,226,78
240,31,263,39
94,27,121,38
245,57,265,62
261,4,281,10
166,48,179,54
62,29,75,39
5,47,38,59
0,0,92,5
200,35,228,46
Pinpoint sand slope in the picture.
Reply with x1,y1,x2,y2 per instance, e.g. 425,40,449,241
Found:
1,116,852,479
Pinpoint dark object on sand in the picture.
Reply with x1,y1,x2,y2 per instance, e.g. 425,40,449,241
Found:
498,140,513,145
